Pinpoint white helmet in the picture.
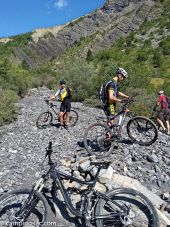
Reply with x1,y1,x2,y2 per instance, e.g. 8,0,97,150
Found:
158,90,164,95
116,67,128,78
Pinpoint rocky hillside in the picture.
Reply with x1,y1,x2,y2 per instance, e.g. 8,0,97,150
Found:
0,87,170,225
0,0,157,67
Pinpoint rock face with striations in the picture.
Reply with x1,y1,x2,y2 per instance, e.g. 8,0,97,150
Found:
13,0,156,67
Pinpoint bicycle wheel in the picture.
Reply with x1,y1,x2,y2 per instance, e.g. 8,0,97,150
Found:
0,188,50,226
83,123,113,158
127,116,158,146
36,111,53,129
95,188,159,227
63,109,78,127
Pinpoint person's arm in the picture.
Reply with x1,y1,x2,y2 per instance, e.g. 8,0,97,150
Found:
118,91,129,99
50,89,60,101
49,95,56,101
153,98,161,111
108,90,122,103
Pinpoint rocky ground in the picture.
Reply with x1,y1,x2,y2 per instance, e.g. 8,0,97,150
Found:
0,87,170,226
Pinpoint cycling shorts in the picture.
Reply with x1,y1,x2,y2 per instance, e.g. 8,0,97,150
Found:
157,109,170,121
60,101,71,113
104,103,116,116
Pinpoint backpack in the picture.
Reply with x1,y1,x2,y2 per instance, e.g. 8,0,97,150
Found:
66,87,73,99
166,97,170,109
99,80,117,103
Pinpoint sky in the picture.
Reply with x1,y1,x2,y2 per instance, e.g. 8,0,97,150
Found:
0,0,105,38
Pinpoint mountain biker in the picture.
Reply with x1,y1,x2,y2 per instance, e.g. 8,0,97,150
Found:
104,67,129,126
153,90,170,134
50,80,72,129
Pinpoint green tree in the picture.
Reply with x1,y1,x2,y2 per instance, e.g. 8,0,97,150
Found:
86,49,93,61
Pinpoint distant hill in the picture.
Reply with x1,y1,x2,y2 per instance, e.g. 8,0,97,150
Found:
0,0,158,67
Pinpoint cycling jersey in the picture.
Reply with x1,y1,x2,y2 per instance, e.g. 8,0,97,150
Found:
55,87,71,102
104,80,118,116
158,95,168,110
105,80,118,104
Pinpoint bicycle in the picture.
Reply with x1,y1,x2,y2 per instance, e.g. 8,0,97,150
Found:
83,98,158,158
0,141,159,227
36,99,78,129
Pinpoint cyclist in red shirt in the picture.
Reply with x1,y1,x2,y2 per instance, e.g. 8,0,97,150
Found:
153,91,170,134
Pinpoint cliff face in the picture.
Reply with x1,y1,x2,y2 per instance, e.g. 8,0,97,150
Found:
13,0,156,66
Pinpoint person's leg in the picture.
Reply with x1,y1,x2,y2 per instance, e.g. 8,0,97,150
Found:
65,112,70,127
59,112,64,128
65,102,71,128
165,120,170,134
104,104,112,127
156,118,166,131
165,112,170,134
157,111,166,131
59,103,65,128
109,103,116,126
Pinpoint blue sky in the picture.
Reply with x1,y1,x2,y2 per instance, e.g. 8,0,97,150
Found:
0,0,105,38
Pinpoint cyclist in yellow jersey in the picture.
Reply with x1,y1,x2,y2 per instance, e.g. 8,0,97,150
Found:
50,80,72,129
104,68,129,126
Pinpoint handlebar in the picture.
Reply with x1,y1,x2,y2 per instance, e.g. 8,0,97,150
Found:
121,97,135,105
44,98,59,108
45,141,54,165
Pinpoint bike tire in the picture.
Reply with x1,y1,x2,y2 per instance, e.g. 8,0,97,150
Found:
36,111,53,129
95,187,159,227
63,109,78,127
0,188,50,226
127,116,158,146
83,123,113,158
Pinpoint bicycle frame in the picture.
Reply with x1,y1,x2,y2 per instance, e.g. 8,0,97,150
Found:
13,138,131,225
109,107,134,136
48,103,59,118
31,161,129,222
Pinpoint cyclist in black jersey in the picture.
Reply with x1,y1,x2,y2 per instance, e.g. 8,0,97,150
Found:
104,68,129,125
50,80,72,129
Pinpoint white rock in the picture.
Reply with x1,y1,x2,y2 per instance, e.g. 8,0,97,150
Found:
98,166,115,184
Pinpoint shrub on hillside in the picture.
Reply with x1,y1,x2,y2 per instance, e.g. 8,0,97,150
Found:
0,90,18,126
136,51,148,62
159,36,170,55
152,50,162,67
125,88,156,117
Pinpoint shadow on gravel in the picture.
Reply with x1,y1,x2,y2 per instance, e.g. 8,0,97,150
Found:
50,123,60,128
45,193,83,227
77,141,85,148
120,138,133,145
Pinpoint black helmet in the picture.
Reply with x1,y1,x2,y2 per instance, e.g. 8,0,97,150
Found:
60,80,66,85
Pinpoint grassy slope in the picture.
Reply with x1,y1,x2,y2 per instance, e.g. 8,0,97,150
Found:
52,0,170,115
0,0,170,124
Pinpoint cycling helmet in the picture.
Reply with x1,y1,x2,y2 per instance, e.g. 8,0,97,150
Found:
158,90,164,95
116,67,128,78
60,80,66,85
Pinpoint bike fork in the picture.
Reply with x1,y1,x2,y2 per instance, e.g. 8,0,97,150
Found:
83,195,93,227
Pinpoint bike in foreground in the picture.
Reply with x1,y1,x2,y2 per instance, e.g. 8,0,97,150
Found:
0,142,159,226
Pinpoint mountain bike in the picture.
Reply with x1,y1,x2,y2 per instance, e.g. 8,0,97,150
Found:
36,99,78,129
83,98,158,158
0,142,159,226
